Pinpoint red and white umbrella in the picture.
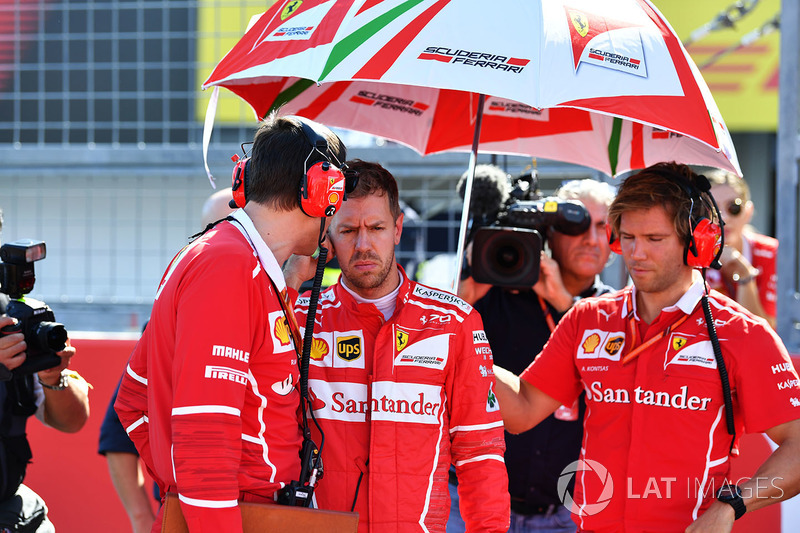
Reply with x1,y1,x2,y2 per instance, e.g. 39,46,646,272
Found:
203,0,739,176
201,0,741,287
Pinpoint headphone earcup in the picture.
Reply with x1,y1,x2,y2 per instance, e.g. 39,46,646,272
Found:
231,158,249,208
606,224,622,254
299,161,347,217
685,218,722,268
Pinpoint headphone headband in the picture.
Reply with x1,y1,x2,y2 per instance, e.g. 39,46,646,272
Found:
607,165,723,270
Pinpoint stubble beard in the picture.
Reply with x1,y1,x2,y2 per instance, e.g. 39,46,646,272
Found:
345,251,395,291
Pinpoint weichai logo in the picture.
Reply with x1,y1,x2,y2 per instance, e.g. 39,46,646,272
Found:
349,91,429,116
418,47,530,73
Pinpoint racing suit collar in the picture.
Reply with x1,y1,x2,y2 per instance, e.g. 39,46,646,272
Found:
627,276,707,320
230,209,287,291
336,264,412,315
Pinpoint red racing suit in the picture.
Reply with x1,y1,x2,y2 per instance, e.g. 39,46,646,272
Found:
705,232,778,318
294,269,509,532
115,210,302,532
521,279,800,532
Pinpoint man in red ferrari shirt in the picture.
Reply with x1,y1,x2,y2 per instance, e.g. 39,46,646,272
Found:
115,114,349,532
288,160,509,532
494,162,800,532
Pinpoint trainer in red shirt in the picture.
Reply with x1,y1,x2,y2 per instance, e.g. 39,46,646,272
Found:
115,115,350,533
494,162,800,533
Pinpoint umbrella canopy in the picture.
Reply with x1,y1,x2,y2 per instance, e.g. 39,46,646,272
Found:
203,0,740,177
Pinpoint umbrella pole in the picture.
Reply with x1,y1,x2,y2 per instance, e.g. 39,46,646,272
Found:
451,93,485,294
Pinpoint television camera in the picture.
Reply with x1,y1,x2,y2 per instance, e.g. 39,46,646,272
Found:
464,169,591,288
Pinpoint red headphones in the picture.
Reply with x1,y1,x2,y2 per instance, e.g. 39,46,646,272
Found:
606,175,722,269
296,119,349,217
229,117,356,217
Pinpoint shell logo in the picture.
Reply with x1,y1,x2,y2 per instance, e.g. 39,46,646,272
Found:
328,192,340,205
582,333,601,354
274,317,291,346
310,338,329,361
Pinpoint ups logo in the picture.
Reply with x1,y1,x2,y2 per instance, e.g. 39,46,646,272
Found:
604,336,624,356
337,335,362,361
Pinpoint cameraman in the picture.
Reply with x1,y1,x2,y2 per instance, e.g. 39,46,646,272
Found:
458,173,616,533
0,209,90,530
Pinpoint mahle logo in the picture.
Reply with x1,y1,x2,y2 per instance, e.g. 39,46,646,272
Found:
558,459,613,516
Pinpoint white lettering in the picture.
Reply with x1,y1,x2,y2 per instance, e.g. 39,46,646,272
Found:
204,365,248,385
211,345,250,362
772,362,794,374
590,382,711,411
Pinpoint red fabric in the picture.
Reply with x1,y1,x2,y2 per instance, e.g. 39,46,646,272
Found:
521,282,799,532
705,232,778,319
295,270,509,532
115,219,302,533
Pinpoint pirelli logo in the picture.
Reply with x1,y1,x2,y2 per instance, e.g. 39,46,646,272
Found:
204,365,248,386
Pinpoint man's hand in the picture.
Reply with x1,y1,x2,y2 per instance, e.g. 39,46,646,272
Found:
38,339,90,432
37,341,76,387
532,252,573,313
0,316,27,372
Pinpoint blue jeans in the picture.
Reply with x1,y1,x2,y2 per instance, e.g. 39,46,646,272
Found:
448,477,575,533
508,505,576,533
447,480,467,533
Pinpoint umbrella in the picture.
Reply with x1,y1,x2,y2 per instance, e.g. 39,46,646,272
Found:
202,0,741,287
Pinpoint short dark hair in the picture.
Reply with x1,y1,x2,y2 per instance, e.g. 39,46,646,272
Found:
608,162,713,243
247,114,346,211
344,160,401,221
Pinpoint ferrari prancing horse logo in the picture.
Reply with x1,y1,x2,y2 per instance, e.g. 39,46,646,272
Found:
396,329,409,353
672,336,688,351
569,10,589,38
281,0,302,21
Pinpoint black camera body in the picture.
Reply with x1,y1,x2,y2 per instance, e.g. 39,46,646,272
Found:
471,197,590,289
0,240,67,376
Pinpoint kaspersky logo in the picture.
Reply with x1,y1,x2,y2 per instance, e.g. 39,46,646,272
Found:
418,47,529,73
558,459,614,516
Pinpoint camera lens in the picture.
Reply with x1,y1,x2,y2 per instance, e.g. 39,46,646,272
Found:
471,227,543,288
34,321,68,353
493,242,523,271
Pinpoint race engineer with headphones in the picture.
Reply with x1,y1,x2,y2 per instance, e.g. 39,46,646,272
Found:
116,114,355,532
493,162,800,532
288,160,509,532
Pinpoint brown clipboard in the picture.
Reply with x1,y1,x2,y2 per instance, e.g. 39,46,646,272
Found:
161,493,359,533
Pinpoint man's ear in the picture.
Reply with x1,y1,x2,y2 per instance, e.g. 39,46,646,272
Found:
394,212,404,245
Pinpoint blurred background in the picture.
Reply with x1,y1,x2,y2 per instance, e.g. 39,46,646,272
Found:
0,0,786,334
